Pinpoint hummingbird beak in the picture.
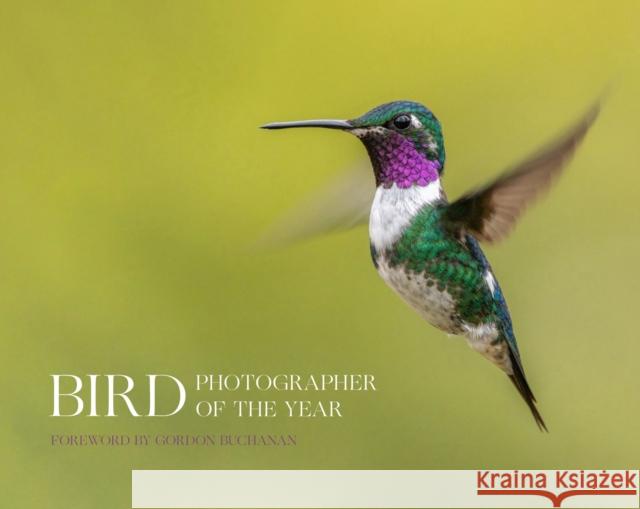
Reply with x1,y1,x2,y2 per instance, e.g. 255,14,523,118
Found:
261,119,352,130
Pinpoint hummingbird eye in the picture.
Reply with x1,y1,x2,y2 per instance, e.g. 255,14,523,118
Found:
392,114,412,130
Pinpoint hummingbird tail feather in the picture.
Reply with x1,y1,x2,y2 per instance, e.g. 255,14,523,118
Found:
508,350,548,432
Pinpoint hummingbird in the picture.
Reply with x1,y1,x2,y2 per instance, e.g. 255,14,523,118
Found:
262,99,600,431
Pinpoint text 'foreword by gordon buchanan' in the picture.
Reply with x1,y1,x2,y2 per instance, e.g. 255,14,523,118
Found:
50,373,376,418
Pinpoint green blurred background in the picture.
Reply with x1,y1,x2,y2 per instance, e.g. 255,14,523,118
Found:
1,1,639,507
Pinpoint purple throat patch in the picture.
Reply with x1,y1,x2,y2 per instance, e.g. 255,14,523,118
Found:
374,133,441,188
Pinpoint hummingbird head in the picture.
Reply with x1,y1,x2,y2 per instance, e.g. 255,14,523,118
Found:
262,100,445,189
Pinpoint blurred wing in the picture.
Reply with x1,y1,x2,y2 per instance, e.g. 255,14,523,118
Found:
444,99,601,243
256,162,373,247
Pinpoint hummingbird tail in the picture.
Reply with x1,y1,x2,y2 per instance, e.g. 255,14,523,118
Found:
508,350,548,432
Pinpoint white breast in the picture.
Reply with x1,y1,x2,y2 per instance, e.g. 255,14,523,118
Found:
369,181,442,252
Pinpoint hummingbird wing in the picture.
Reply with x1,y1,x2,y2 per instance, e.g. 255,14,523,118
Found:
444,99,601,243
256,161,373,247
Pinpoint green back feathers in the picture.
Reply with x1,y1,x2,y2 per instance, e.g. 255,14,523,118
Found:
388,206,496,324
